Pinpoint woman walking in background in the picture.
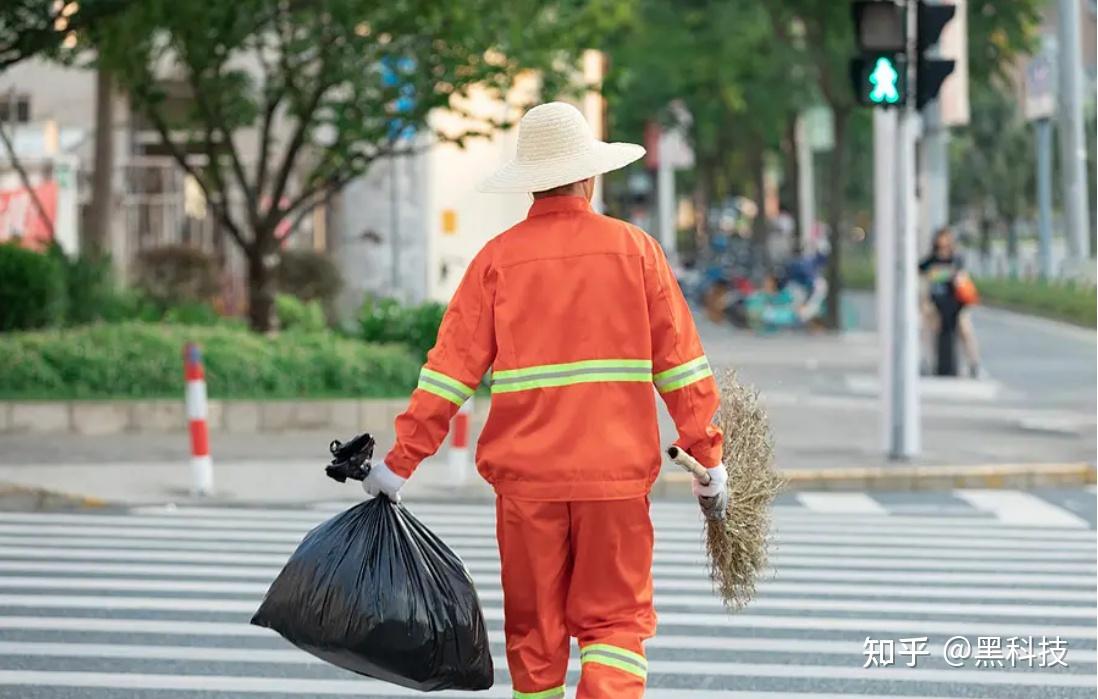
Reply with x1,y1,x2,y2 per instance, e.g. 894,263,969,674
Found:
919,226,982,377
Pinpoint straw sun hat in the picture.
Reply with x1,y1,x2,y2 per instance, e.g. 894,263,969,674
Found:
477,102,646,194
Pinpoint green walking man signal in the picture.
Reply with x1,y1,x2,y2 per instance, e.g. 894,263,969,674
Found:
868,56,901,104
849,1,958,110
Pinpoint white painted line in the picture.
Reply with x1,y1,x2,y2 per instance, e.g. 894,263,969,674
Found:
0,616,269,636
0,663,1090,693
0,574,1093,604
1,521,1089,551
6,520,1089,553
0,643,1093,689
0,578,1087,619
4,523,1096,552
0,544,1091,574
7,616,1088,668
0,595,1092,639
0,670,1050,698
3,532,1091,564
2,575,1089,601
3,559,1092,589
10,509,1094,537
955,490,1091,528
796,493,887,514
0,624,1091,666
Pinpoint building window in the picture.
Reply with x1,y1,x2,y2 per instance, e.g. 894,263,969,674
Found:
0,96,31,124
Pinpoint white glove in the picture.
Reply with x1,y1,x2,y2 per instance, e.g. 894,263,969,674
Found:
692,464,729,520
361,461,406,502
691,464,727,498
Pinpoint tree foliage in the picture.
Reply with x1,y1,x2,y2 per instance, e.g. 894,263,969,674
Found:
0,0,129,72
90,0,624,329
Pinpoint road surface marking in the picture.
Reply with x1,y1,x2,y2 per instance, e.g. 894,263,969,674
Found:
955,489,1091,528
0,594,1092,639
1,574,1091,602
2,559,1091,587
0,663,1091,693
0,544,1090,574
1,532,1090,563
796,492,887,514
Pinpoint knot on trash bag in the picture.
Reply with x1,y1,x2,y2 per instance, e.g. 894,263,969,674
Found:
325,432,375,483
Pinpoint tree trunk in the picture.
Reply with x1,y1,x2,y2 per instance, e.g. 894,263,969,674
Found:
88,66,115,256
246,241,276,332
784,117,800,249
750,144,770,269
822,108,850,330
693,158,712,265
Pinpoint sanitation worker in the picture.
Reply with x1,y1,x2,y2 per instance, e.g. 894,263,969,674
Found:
362,102,724,699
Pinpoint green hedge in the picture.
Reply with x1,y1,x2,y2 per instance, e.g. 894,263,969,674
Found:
841,252,1096,327
0,323,420,399
0,243,67,331
359,297,446,360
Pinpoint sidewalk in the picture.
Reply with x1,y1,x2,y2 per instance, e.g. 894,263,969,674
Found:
0,294,1093,504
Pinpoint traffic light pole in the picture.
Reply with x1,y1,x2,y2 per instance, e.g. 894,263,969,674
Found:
1056,0,1093,268
879,0,922,460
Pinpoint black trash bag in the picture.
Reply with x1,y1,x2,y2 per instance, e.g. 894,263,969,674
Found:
250,497,494,691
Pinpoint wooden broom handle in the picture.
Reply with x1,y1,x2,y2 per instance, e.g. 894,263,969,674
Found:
667,446,711,486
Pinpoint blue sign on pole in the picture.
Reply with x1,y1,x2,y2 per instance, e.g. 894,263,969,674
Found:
381,57,417,141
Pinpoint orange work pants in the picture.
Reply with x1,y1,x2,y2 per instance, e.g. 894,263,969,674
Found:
496,496,656,699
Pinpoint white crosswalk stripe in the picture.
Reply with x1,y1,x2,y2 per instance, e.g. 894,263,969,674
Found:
0,498,1093,698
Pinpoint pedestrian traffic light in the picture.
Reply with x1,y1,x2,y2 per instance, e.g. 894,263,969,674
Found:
850,1,907,107
915,2,956,109
849,1,958,110
852,53,908,106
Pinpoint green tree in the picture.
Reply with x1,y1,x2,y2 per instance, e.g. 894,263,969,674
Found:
950,80,1035,265
0,0,130,71
604,0,807,262
92,0,621,330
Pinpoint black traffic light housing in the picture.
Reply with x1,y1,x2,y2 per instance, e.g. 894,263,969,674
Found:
850,1,907,107
915,2,956,109
849,1,957,110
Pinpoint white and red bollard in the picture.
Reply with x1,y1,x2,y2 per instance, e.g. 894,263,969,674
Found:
447,398,473,485
184,343,214,495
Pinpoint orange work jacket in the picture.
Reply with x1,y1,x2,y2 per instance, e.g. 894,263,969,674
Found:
383,195,722,501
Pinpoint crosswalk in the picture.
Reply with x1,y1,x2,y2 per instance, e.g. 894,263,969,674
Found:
0,493,1093,699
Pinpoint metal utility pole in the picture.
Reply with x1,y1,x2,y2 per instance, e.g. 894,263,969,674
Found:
887,0,922,459
919,101,948,250
1056,0,1092,266
1035,117,1055,279
874,108,899,456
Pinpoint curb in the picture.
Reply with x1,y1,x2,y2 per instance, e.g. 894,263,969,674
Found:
655,462,1096,494
0,482,108,511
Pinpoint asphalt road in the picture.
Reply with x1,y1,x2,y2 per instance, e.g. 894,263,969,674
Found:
0,489,1093,698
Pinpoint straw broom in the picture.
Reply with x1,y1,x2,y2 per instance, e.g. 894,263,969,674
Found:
668,369,784,610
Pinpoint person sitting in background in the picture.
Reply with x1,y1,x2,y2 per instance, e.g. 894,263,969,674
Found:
918,226,982,377
784,246,828,324
743,272,799,332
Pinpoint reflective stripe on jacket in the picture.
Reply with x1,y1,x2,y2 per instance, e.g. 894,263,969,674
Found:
384,195,722,501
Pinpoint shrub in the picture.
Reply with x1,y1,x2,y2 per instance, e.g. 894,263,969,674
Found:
0,323,420,399
134,245,220,307
276,250,343,306
358,297,446,360
275,293,327,332
162,301,229,326
0,242,67,331
44,244,157,326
